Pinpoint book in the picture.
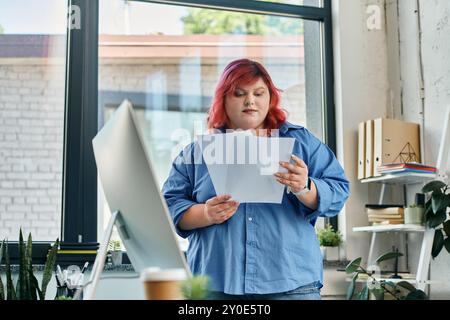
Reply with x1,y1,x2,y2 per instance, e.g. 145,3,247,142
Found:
380,168,436,175
371,220,404,225
367,207,404,215
368,214,403,219
365,204,404,209
378,163,437,173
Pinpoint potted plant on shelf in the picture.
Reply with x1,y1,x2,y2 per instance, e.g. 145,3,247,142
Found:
345,251,428,300
107,240,123,266
316,225,343,261
421,180,450,258
0,229,59,300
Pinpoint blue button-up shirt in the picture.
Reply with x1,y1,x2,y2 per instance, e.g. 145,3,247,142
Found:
162,122,350,295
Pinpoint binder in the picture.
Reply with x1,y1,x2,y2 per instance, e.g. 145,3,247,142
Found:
373,118,383,177
373,118,421,176
358,122,366,180
365,119,374,178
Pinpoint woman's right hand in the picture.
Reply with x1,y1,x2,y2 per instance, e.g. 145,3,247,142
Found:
204,194,240,224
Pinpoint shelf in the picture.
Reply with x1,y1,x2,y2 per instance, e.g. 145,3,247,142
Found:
346,277,417,284
360,172,437,185
353,224,426,233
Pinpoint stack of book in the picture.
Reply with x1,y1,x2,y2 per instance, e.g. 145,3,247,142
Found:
377,162,437,175
365,205,404,225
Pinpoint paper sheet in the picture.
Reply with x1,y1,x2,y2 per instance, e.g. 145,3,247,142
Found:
197,132,295,203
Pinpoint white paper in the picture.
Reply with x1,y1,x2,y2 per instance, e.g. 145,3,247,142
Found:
197,132,295,203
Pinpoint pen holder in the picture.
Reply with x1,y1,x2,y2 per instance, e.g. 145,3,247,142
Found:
55,285,84,300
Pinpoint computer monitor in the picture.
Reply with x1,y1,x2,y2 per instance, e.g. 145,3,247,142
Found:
85,99,191,299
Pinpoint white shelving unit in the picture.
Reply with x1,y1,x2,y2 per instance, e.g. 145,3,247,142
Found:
354,172,436,292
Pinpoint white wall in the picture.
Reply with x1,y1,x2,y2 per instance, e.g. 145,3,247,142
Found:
333,0,391,263
333,0,450,298
396,0,450,299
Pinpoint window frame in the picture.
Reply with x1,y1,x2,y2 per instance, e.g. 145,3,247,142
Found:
4,0,336,264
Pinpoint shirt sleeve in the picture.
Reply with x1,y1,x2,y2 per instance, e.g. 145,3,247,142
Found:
298,131,350,222
161,145,198,239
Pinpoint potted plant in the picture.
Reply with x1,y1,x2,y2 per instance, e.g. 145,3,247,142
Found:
421,180,450,258
404,203,425,225
345,251,428,300
0,229,59,300
107,240,122,266
181,275,211,300
316,225,343,261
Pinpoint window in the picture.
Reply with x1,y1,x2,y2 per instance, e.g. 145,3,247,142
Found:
0,0,335,257
0,0,67,241
97,0,335,243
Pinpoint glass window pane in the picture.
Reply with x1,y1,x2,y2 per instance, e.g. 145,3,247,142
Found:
0,1,67,241
251,0,323,7
98,0,324,243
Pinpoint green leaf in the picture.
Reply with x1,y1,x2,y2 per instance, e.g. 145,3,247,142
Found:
396,281,416,292
345,257,361,274
443,221,450,237
26,233,37,300
346,272,359,300
181,275,211,300
432,229,445,258
370,287,385,300
41,238,59,300
0,241,5,300
426,209,447,228
18,229,31,300
0,240,4,265
432,193,448,213
30,273,41,300
422,181,446,193
375,251,403,264
444,237,450,254
4,241,17,300
356,285,369,300
405,290,428,300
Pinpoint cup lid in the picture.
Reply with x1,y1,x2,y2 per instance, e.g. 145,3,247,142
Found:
140,268,188,281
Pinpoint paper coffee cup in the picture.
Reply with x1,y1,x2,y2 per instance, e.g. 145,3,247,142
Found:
141,268,187,300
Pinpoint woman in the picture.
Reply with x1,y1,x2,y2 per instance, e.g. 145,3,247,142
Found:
162,58,349,300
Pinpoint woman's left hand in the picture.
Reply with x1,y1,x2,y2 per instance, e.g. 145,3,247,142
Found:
274,155,308,194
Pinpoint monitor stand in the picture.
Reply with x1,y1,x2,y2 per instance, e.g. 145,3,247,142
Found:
82,210,121,300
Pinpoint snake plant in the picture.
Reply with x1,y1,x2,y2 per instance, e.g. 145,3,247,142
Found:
0,229,59,300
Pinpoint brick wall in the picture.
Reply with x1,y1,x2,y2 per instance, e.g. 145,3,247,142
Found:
1,56,307,241
0,59,65,241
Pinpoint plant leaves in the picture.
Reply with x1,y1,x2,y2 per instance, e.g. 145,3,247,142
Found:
345,257,361,274
444,237,450,254
41,238,59,300
370,287,385,300
26,233,37,300
4,241,17,300
422,181,446,193
432,229,445,258
346,272,359,300
426,209,447,228
396,281,416,292
0,241,5,300
356,285,369,300
375,251,403,264
443,221,450,237
18,229,31,300
405,290,428,300
0,240,4,265
432,193,448,213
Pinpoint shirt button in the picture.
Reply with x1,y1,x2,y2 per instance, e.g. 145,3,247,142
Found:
248,217,253,221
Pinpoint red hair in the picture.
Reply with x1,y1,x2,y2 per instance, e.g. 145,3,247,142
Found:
207,58,287,130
